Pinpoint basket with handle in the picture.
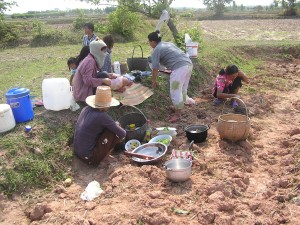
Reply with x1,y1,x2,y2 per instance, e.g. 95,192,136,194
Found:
127,45,149,71
217,97,250,142
117,105,147,141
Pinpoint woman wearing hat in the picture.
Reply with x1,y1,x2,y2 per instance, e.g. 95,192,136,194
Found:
73,86,126,165
148,30,194,123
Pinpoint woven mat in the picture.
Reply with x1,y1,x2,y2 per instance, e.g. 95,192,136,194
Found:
112,83,153,106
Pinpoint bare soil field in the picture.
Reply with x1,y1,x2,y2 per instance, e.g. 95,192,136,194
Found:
0,19,300,225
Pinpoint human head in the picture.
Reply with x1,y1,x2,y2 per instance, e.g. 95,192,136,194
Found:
85,86,120,110
220,64,239,79
76,46,90,66
103,34,114,49
83,22,94,35
148,30,161,48
89,40,107,68
67,57,77,70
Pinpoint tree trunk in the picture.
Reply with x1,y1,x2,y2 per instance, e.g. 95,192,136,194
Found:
167,18,178,40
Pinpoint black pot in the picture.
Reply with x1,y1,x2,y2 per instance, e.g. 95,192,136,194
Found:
184,125,209,143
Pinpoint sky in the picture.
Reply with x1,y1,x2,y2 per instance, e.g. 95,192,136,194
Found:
5,0,274,14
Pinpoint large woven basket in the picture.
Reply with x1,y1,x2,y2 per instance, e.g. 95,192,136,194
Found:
127,45,149,71
118,105,147,141
217,98,250,142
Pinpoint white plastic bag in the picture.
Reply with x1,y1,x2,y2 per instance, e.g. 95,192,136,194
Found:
184,34,192,44
80,181,104,201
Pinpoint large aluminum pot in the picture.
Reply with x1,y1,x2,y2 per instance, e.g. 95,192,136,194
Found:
164,158,192,182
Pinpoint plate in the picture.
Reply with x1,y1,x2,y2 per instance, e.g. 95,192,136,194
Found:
156,127,176,131
125,139,141,151
149,134,172,146
131,142,167,164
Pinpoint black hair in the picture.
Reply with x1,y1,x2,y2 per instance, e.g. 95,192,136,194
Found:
83,22,94,32
76,46,90,66
148,30,162,43
103,34,114,49
67,57,77,70
219,64,239,75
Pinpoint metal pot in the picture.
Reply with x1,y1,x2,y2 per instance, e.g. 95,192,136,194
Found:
184,124,209,143
164,158,192,182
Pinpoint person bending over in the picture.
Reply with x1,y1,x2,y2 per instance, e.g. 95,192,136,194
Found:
212,64,249,107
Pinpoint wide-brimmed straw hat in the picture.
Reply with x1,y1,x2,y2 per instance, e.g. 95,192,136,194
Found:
86,86,120,108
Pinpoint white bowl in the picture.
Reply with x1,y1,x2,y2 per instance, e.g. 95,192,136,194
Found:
125,139,141,151
149,134,172,146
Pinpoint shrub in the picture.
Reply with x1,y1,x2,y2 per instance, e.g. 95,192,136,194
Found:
0,21,19,47
175,26,203,52
31,31,63,47
73,10,86,31
107,7,140,40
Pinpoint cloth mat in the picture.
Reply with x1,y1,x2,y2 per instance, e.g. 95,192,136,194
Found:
112,83,153,106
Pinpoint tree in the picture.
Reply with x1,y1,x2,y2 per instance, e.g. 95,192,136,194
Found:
80,0,179,39
0,0,16,19
282,0,297,15
203,0,233,17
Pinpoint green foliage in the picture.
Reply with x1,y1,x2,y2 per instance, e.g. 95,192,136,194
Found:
11,11,66,19
203,0,233,17
107,7,140,39
175,26,203,52
94,22,108,34
31,20,63,47
0,20,19,47
73,10,86,31
0,123,73,196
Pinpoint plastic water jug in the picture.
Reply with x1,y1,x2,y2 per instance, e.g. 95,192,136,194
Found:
113,61,121,75
0,104,16,133
6,88,34,123
42,78,72,111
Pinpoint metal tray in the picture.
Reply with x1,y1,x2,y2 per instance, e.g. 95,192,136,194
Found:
131,142,167,164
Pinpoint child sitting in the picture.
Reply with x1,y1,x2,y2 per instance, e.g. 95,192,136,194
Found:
67,57,77,85
212,64,249,107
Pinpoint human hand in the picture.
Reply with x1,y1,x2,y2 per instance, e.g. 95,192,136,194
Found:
102,78,112,86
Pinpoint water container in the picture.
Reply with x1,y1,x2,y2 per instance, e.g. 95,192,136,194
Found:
113,61,121,75
0,104,16,133
42,78,72,111
186,42,199,58
6,88,34,123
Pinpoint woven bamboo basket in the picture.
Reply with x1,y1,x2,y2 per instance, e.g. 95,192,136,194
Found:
217,98,250,142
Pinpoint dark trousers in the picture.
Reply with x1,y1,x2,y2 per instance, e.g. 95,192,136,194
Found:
213,77,242,98
79,129,123,165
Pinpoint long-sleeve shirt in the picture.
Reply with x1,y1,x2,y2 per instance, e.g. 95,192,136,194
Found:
101,49,112,73
73,53,103,102
73,106,126,158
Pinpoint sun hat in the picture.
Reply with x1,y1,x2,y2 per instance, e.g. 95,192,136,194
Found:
86,86,120,108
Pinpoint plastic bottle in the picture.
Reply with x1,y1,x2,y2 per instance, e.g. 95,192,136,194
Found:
113,61,121,75
145,119,152,142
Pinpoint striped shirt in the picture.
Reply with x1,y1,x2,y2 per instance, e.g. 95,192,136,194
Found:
101,49,112,72
82,34,97,46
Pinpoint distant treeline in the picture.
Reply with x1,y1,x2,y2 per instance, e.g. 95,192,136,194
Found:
10,8,116,19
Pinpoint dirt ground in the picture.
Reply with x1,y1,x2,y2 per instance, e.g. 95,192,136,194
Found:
1,20,300,225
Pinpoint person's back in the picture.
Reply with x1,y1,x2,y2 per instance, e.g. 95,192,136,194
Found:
151,41,192,71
